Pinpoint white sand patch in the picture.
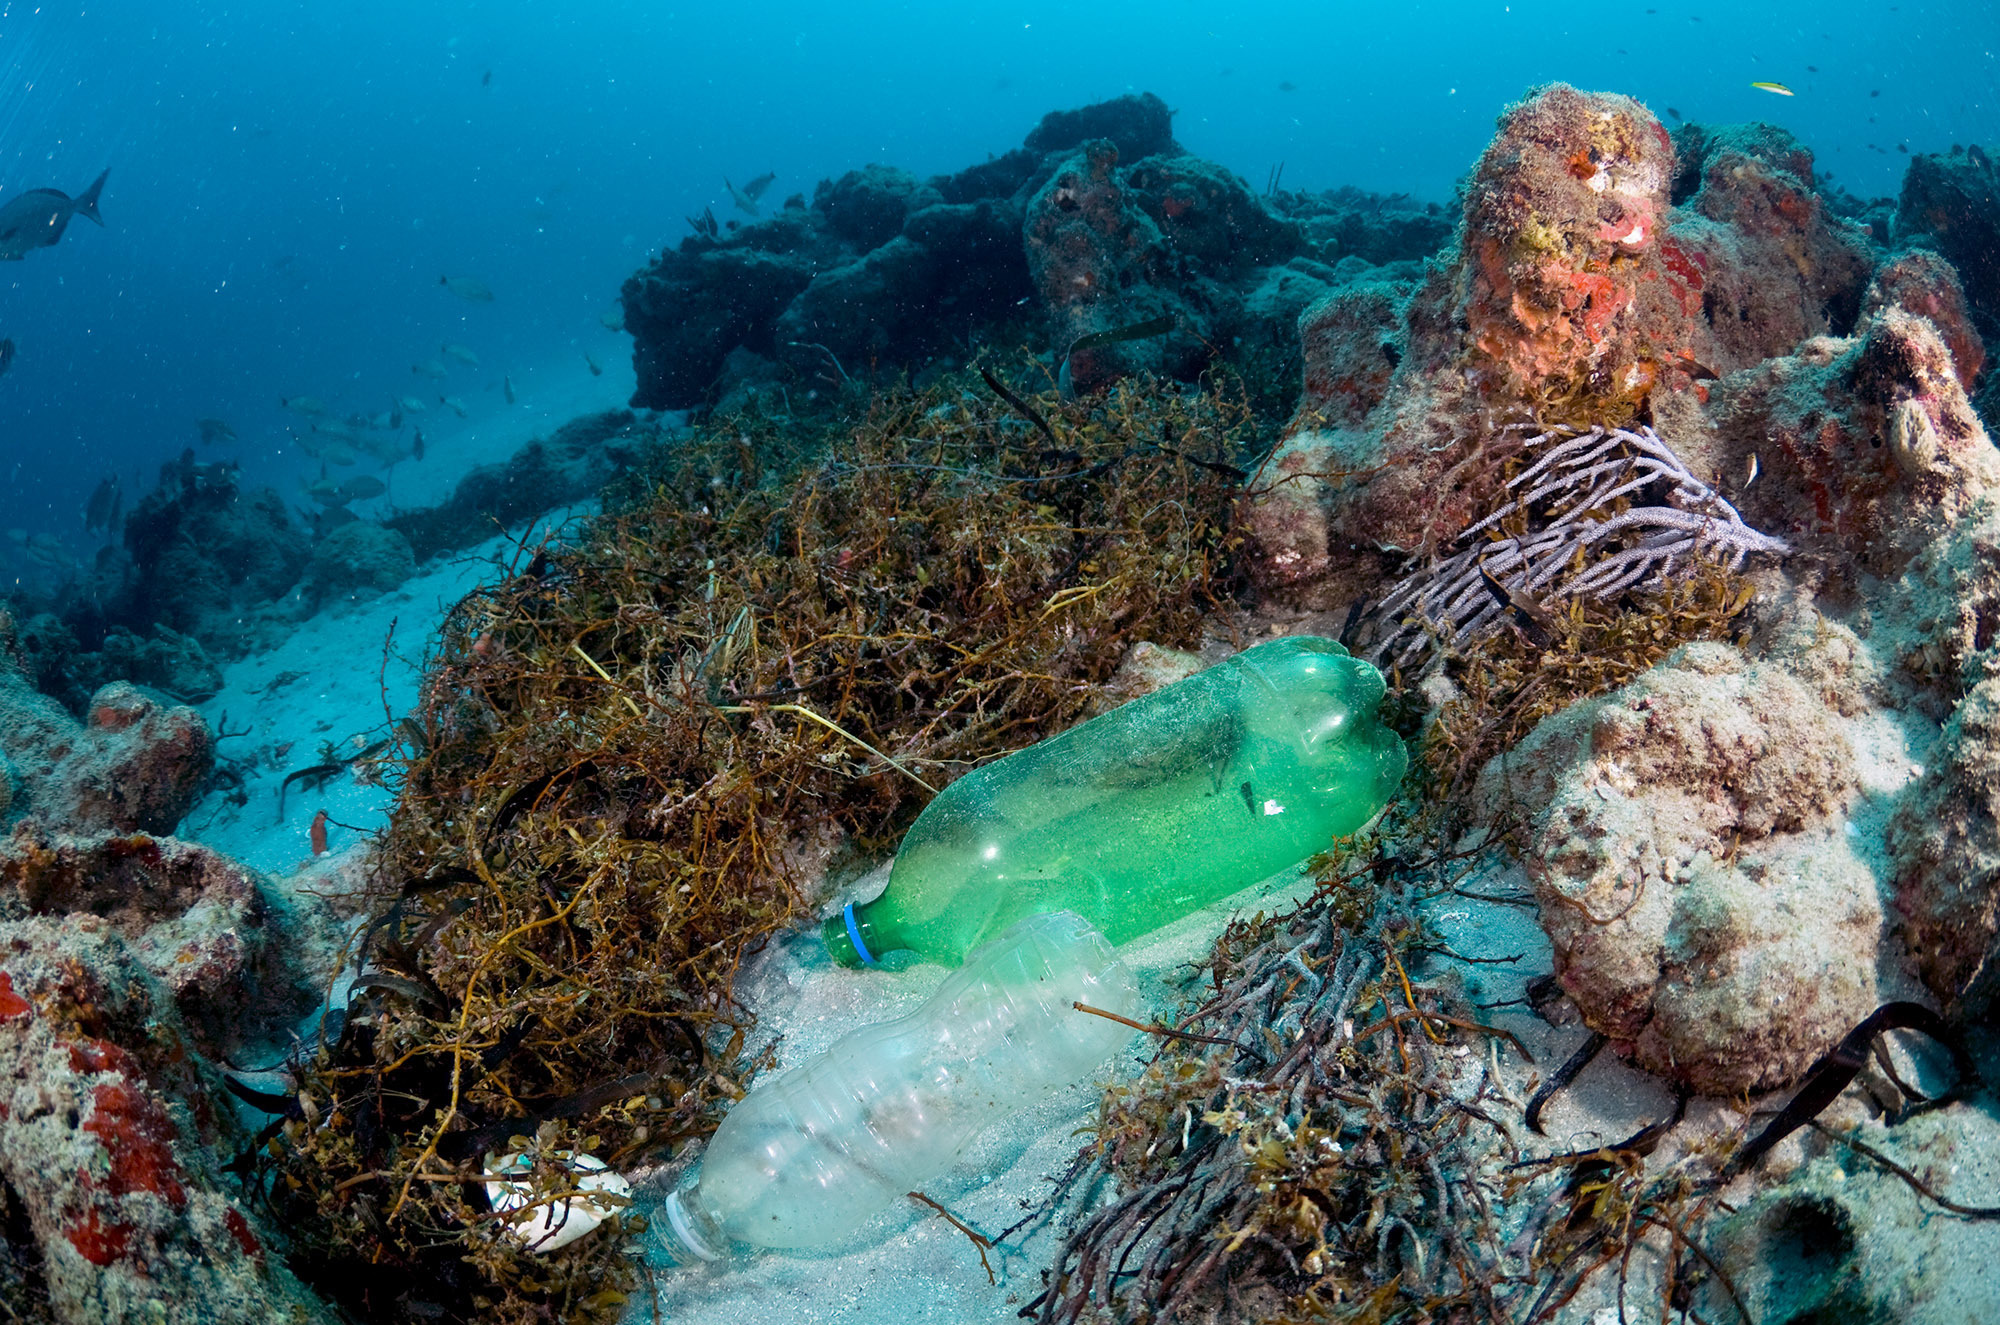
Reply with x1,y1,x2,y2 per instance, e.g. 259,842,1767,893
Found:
184,506,592,878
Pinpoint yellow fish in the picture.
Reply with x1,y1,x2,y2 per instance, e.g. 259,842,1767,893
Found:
1751,81,1795,96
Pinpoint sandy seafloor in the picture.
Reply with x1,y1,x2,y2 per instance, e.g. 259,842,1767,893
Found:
174,366,2000,1324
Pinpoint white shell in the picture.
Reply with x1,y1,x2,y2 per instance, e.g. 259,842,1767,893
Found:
483,1150,632,1253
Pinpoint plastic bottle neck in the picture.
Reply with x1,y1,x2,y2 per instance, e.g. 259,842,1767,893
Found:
822,899,902,969
648,1186,727,1265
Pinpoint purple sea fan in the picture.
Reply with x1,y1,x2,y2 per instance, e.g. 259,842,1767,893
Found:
1366,424,1790,666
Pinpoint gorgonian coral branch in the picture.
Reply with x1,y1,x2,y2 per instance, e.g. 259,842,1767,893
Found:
1366,425,1788,666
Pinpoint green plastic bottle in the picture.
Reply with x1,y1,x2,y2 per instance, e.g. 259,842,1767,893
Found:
824,636,1405,967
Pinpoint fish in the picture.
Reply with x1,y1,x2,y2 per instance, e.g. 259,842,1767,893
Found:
503,373,516,405
598,306,624,331
1666,107,1683,122
439,395,469,418
412,428,425,461
282,395,329,416
0,169,108,262
0,338,14,379
336,475,386,502
312,419,363,443
583,351,603,377
724,171,776,215
481,69,493,87
1751,81,1795,96
84,477,121,532
441,342,480,367
411,358,449,380
305,477,348,507
197,417,237,445
397,395,428,413
320,443,358,466
309,808,329,856
1671,352,1719,381
1277,80,1297,92
440,274,495,301
1806,65,1819,73
1477,561,1559,649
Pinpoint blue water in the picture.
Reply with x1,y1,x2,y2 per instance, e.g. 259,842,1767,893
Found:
0,0,1994,562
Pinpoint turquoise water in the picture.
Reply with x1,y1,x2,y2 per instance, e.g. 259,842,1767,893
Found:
0,0,1993,547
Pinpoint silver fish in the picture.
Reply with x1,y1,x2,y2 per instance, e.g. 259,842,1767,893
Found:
441,342,480,367
411,358,449,381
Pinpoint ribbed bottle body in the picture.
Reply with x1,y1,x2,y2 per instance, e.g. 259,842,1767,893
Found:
675,911,1135,1253
833,636,1404,966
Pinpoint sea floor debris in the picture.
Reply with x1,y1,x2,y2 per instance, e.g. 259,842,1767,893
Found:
253,368,1251,1324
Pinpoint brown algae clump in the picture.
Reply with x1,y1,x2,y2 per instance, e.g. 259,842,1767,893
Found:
259,370,1251,1323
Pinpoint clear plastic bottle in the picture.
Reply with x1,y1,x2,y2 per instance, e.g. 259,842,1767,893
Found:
823,635,1405,968
649,910,1136,1261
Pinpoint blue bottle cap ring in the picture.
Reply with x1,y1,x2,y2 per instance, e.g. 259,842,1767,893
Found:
843,902,878,967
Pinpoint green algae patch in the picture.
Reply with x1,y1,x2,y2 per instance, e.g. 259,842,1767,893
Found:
257,369,1253,1325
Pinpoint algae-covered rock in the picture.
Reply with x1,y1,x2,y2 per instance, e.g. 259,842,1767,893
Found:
308,522,415,602
0,915,336,1324
0,654,213,837
1478,641,1885,1094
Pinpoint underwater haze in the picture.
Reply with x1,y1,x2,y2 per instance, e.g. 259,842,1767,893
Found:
0,0,1995,560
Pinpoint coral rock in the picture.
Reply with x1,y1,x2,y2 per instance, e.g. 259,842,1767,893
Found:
623,244,819,410
0,822,310,1056
1895,147,2000,337
1863,247,1986,389
1022,91,1176,165
812,164,943,252
1706,307,1999,582
0,651,213,837
1670,123,1876,372
1024,139,1195,393
307,521,416,603
1459,84,1680,412
1478,642,1884,1094
0,920,333,1323
1888,677,2000,1010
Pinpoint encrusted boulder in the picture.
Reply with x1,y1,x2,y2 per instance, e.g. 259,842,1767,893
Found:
0,646,213,837
1895,146,1999,337
1022,90,1176,164
1888,678,2000,1012
307,521,416,604
113,470,308,660
1238,89,1907,614
0,917,334,1323
1477,641,1885,1094
623,243,820,410
1669,122,1876,372
1023,139,1196,392
1862,247,1986,389
812,164,943,252
0,822,313,1055
1709,309,2000,579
